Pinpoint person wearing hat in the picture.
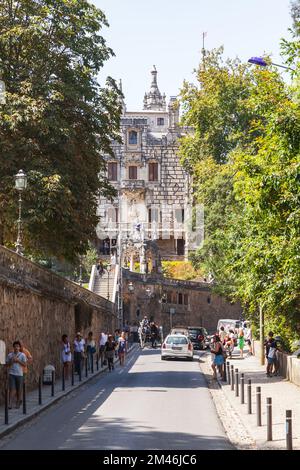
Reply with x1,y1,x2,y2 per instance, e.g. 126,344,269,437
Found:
73,332,85,375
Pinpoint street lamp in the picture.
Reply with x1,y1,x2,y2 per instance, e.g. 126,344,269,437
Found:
15,170,27,255
145,287,152,298
78,257,83,286
0,79,6,104
169,307,175,330
107,263,111,301
128,281,134,293
248,56,295,71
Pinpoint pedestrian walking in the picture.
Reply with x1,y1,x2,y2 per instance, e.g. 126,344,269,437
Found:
19,341,32,380
98,331,108,367
244,322,253,356
118,332,126,366
73,332,85,375
6,341,27,409
61,334,72,380
96,260,104,276
219,326,226,345
104,335,117,371
265,331,277,377
210,335,224,379
238,327,245,358
86,331,96,371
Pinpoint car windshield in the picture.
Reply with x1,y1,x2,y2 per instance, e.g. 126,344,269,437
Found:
166,336,188,345
188,329,202,335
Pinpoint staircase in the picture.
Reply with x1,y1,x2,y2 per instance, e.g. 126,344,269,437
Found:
89,265,118,302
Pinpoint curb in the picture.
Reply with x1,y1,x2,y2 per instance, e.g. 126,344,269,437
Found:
0,344,139,440
198,353,257,450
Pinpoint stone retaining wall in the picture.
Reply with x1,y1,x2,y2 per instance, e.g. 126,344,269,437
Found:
253,340,300,388
0,246,117,403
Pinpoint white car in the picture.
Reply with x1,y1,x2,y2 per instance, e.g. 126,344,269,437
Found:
161,334,193,361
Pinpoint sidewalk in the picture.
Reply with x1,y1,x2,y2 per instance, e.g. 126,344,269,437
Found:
0,343,138,440
201,347,300,450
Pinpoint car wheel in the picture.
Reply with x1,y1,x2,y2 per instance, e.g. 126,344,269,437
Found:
161,356,166,360
188,357,193,361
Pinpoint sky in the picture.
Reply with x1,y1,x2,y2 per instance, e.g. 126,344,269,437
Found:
94,0,294,110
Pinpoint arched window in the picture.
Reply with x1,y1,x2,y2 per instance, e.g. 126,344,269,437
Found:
129,130,138,145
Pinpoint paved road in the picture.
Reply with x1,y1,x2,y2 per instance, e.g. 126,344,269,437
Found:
0,348,233,450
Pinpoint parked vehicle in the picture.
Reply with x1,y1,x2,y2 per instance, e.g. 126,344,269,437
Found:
161,334,193,361
170,327,189,336
187,326,209,350
216,319,243,333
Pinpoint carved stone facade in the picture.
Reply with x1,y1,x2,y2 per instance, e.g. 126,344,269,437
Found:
96,67,193,264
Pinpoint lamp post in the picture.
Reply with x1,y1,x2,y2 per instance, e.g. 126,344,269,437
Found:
248,57,295,72
0,79,6,104
128,281,134,293
78,256,83,286
169,307,175,330
15,170,27,256
107,264,111,301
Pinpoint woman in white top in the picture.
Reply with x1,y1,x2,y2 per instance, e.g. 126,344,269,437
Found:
61,334,72,380
74,332,85,375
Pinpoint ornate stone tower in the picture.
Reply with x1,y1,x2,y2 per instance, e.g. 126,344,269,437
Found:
96,67,193,269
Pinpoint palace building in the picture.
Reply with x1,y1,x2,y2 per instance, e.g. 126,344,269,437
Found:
96,67,196,270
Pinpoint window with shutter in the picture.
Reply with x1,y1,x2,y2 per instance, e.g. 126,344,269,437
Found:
149,163,158,181
129,166,137,180
108,162,117,181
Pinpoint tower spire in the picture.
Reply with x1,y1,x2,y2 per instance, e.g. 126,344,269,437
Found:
143,66,166,111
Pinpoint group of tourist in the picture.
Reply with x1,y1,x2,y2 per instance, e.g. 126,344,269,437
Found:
210,322,282,380
210,322,253,379
61,329,128,378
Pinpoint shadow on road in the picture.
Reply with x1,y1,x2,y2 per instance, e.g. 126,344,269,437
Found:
60,416,234,450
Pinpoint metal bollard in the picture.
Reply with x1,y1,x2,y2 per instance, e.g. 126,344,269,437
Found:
51,370,55,397
38,376,42,405
227,362,230,385
267,397,272,441
85,357,88,378
62,366,65,391
230,365,234,391
22,381,26,414
91,354,94,374
71,363,74,386
4,387,9,425
247,379,252,414
235,369,239,397
223,360,227,382
286,410,292,450
256,387,262,426
79,362,82,382
96,353,99,371
240,373,245,404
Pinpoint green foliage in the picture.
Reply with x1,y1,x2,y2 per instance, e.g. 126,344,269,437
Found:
0,0,122,261
81,242,98,276
179,34,300,347
161,261,204,281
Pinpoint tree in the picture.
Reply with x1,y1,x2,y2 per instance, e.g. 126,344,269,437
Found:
0,0,122,261
179,44,300,349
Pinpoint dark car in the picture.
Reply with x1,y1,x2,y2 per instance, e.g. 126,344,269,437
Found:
187,327,208,350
